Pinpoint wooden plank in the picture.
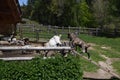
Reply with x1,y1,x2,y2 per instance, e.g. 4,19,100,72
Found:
0,11,13,15
83,71,112,80
0,46,71,51
17,24,35,27
0,57,34,61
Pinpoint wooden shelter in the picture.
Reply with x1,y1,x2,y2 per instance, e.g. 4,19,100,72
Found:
0,0,22,35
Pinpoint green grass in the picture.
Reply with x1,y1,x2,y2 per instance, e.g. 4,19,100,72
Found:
100,49,120,58
112,61,120,75
79,34,120,59
78,34,120,74
18,31,120,73
91,45,120,58
17,19,120,73
80,58,99,72
89,50,105,62
79,34,120,52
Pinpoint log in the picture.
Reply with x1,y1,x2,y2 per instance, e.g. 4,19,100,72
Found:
0,57,34,61
0,46,71,51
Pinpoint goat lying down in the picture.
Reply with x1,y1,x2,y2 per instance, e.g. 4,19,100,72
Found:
42,34,69,58
1,34,29,46
68,33,90,59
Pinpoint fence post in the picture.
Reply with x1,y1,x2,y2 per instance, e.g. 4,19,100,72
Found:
48,25,51,34
35,29,39,42
19,26,23,39
78,27,80,34
32,24,35,32
68,26,70,33
53,26,57,35
96,28,99,36
114,27,118,37
95,28,97,36
62,26,64,34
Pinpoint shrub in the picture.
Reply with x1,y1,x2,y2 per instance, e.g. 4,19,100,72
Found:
0,55,83,80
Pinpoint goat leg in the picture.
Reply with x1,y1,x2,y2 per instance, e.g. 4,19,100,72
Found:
86,52,90,59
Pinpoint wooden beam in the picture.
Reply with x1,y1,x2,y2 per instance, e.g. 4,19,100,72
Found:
0,11,13,15
0,46,71,51
0,57,34,61
7,0,21,22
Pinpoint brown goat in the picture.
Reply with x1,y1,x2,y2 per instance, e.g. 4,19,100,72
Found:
68,33,90,58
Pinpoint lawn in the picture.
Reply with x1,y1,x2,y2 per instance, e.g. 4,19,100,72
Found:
78,34,120,75
112,61,120,75
17,20,120,75
20,31,120,74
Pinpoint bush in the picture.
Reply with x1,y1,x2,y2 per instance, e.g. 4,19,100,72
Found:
0,55,83,80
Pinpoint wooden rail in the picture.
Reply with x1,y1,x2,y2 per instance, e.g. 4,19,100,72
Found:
0,46,71,61
0,57,34,61
0,46,71,51
17,24,101,41
17,24,120,41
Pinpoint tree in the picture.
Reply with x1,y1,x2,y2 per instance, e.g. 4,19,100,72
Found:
109,0,120,17
20,3,28,18
60,0,93,27
92,0,109,27
22,0,95,27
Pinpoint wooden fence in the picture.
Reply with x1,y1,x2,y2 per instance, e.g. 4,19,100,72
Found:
17,24,120,41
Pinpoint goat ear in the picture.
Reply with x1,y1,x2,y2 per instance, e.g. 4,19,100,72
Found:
59,34,62,37
87,44,91,48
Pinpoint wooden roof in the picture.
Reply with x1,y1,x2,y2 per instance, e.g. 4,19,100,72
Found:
0,0,22,24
